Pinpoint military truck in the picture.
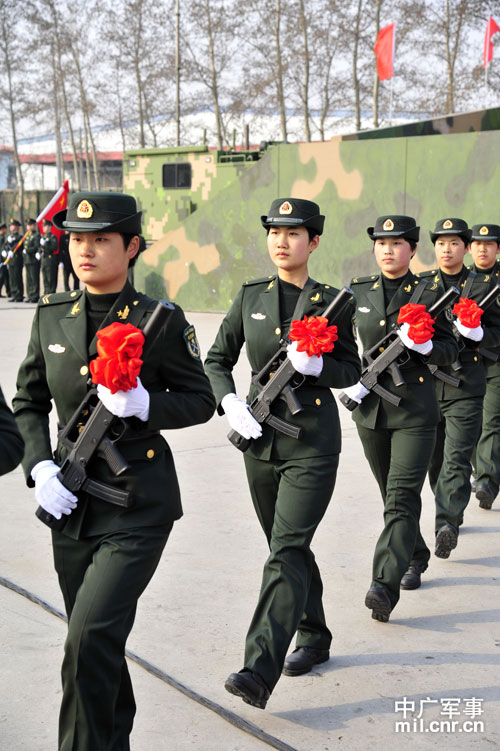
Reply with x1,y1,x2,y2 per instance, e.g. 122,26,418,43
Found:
125,107,500,312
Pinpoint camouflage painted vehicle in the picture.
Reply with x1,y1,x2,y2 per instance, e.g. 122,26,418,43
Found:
125,108,500,312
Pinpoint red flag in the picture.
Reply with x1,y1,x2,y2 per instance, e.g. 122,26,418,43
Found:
374,23,396,81
36,179,69,245
483,16,500,68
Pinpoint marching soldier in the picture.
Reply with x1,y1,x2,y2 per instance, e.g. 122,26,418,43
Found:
468,223,500,510
23,218,41,303
419,219,500,559
341,215,458,620
5,218,24,302
39,218,59,294
13,191,215,750
0,223,10,297
205,198,360,709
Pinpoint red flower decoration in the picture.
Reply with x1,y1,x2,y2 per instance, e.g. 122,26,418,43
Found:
90,322,145,394
397,303,435,343
289,315,338,356
453,297,483,328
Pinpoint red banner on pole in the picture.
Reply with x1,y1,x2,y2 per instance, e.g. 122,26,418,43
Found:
483,16,500,68
36,179,69,243
374,23,396,81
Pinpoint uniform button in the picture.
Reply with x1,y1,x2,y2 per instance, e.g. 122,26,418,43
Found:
474,355,478,362
324,285,330,289
80,365,88,376
275,327,281,335
379,320,385,326
71,291,78,297
419,376,424,383
146,449,155,459
379,346,385,353
315,398,321,406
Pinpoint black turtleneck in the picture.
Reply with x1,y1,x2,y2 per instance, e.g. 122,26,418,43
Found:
85,291,121,346
381,271,411,307
440,269,463,290
278,278,303,331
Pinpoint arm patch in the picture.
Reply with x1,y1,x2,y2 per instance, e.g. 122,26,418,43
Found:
183,325,201,360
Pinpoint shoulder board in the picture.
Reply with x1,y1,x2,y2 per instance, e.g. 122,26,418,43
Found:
40,290,83,306
415,269,438,279
243,275,276,287
351,274,379,285
319,283,339,295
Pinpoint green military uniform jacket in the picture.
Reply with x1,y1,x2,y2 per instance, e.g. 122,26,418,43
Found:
5,231,23,267
39,231,58,259
23,230,40,265
205,275,361,461
0,385,24,475
468,260,500,378
13,282,215,539
350,271,459,430
418,267,500,400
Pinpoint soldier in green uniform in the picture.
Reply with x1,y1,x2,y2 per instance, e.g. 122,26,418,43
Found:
13,191,215,751
419,219,500,560
468,224,500,510
40,218,60,294
342,215,458,621
0,223,11,297
22,218,41,303
0,384,24,475
205,198,361,709
5,218,24,302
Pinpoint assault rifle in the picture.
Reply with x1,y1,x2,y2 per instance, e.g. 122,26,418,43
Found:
450,283,500,371
228,286,354,452
339,286,460,411
36,300,174,531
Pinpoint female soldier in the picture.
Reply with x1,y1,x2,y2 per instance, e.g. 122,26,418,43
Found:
205,198,360,709
13,191,215,751
342,215,458,622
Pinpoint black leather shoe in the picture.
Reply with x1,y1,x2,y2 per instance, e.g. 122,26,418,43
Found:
400,564,426,590
435,523,458,558
365,585,392,622
224,670,270,709
282,647,330,676
476,481,495,510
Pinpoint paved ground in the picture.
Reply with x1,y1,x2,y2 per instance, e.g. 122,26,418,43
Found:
0,296,499,750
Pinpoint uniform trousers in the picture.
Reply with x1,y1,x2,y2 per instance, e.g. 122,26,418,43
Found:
473,374,500,498
25,260,40,301
428,396,483,532
242,453,337,692
52,523,172,751
7,257,23,300
356,424,436,606
42,257,59,294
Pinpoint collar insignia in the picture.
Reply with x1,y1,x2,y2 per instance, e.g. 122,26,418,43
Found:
404,284,411,293
117,305,130,320
71,302,81,316
310,292,320,302
267,280,275,290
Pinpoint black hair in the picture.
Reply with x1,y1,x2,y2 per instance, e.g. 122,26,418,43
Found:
120,233,145,267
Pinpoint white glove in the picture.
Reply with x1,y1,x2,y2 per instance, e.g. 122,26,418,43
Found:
221,393,262,440
286,340,324,377
22,248,26,254
342,381,370,404
35,252,41,261
97,377,150,421
7,250,13,260
7,234,14,242
397,322,433,355
32,460,78,520
1,250,6,258
40,237,46,246
454,319,484,342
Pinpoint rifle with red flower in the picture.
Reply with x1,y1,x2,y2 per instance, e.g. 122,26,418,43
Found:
228,286,353,452
35,300,174,530
449,284,500,371
339,285,460,411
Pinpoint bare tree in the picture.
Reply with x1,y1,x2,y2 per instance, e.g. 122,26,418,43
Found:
0,0,25,215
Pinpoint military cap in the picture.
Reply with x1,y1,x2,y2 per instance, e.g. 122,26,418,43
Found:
42,218,53,226
9,218,20,227
25,217,36,224
52,191,142,234
470,224,500,242
430,217,471,244
0,223,6,230
367,215,420,241
261,198,325,235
